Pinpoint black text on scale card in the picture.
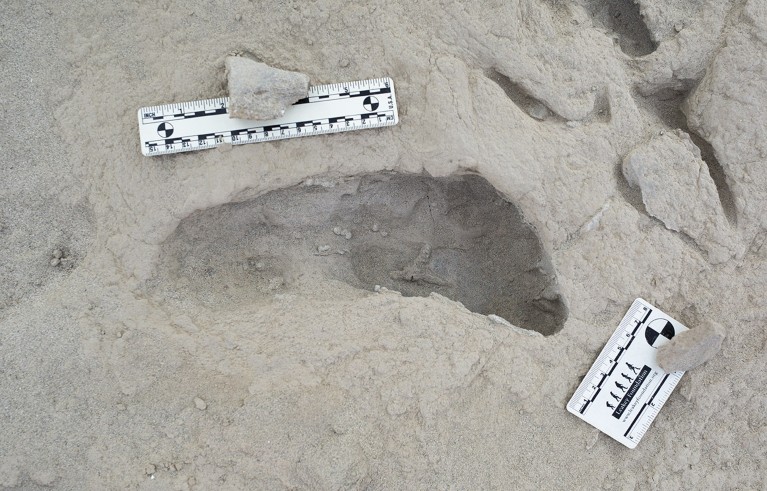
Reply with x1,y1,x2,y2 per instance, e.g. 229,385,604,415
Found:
137,77,399,156
566,298,688,448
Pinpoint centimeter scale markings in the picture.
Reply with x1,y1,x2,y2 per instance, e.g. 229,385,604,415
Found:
567,298,689,448
137,77,398,156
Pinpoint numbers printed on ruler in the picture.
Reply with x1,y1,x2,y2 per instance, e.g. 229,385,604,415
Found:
566,298,688,449
137,77,399,156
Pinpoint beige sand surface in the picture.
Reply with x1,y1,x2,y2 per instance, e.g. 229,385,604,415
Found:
1,0,766,489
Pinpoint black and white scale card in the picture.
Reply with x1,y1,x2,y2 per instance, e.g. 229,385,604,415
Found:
137,77,398,156
567,298,688,448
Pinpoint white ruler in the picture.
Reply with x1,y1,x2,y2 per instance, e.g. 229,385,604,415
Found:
567,298,688,448
137,77,398,156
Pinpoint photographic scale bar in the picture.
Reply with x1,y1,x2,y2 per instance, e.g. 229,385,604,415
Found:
137,77,398,156
567,298,688,448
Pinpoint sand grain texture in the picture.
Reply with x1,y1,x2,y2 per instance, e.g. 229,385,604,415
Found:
1,1,766,489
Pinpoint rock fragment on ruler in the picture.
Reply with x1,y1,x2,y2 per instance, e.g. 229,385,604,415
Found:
656,320,726,372
622,130,740,264
225,56,309,121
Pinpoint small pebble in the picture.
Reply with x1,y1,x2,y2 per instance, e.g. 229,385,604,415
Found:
344,231,352,240
674,22,684,32
194,397,207,410
381,231,389,237
50,258,60,267
318,245,331,253
339,58,350,68
52,249,63,259
374,285,381,292
333,226,342,235
372,223,379,232
255,261,265,270
235,13,242,21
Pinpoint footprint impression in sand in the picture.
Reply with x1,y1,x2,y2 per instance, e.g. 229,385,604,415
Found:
154,173,568,335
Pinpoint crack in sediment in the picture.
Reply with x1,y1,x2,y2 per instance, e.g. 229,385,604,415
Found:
634,86,739,226
687,130,738,226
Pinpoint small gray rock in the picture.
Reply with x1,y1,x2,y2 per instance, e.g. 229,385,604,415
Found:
657,320,726,372
194,397,207,410
225,56,309,121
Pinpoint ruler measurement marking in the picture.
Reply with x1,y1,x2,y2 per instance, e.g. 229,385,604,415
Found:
624,404,648,437
624,372,674,439
144,119,395,152
138,77,397,156
571,305,647,408
647,373,671,404
567,299,688,448
142,111,393,144
143,119,396,156
147,86,394,124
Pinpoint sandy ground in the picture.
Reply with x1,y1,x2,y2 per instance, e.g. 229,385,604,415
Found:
1,0,766,489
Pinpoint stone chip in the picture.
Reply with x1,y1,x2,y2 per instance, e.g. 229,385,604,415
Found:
225,56,309,121
657,320,726,372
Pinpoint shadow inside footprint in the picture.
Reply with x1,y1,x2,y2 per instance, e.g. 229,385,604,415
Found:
585,0,656,57
154,172,568,336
